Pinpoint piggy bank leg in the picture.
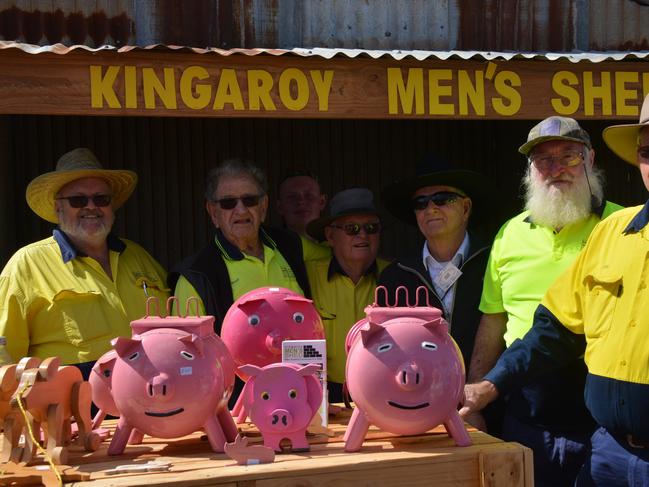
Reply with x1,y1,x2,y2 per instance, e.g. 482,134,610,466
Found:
444,410,472,447
217,407,239,442
288,433,310,452
128,429,144,445
91,410,106,431
108,417,134,455
231,394,243,418
204,414,228,453
262,433,283,453
343,407,370,452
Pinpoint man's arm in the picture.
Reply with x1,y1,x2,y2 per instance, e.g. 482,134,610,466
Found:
467,312,507,383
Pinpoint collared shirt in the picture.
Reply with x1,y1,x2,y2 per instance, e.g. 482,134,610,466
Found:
423,232,470,320
0,230,168,364
174,229,329,315
306,255,389,384
480,201,621,346
486,201,649,439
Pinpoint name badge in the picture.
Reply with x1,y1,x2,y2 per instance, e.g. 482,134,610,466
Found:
433,262,463,295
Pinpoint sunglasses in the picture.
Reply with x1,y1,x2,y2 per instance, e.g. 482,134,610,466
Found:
529,150,584,172
411,192,464,211
56,194,112,208
328,222,381,236
213,194,262,210
637,146,649,161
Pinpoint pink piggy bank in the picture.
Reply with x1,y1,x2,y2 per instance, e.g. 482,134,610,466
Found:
344,306,471,452
221,287,324,420
239,363,322,452
107,314,238,455
89,350,119,430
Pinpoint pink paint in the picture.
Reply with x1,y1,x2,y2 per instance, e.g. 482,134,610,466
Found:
239,363,322,452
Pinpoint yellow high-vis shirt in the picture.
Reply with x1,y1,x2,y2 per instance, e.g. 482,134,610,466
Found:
306,256,389,384
0,234,168,364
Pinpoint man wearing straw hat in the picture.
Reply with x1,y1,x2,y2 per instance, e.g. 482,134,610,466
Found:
461,96,649,486
0,148,168,378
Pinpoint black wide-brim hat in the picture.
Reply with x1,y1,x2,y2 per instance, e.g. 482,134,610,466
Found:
383,154,488,225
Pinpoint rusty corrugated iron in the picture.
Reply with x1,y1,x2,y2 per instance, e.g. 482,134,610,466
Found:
1,1,649,52
1,40,649,64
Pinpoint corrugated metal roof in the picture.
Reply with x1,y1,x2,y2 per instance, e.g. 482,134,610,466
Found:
1,40,649,64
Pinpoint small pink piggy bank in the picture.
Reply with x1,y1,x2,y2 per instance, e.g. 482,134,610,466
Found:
89,350,119,431
107,311,238,455
239,363,322,452
344,303,471,452
221,287,324,420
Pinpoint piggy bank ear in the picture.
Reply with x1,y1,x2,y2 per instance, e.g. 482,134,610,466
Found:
237,298,267,315
179,333,204,357
360,321,384,347
283,296,314,305
112,336,142,358
296,363,321,377
239,364,263,378
423,317,448,334
94,351,117,375
304,374,324,414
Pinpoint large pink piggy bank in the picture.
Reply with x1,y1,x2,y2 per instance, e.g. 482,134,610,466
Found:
221,287,324,421
344,305,471,452
107,313,238,455
239,363,322,452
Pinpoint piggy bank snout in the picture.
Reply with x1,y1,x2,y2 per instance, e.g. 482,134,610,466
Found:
265,331,283,353
395,361,423,391
270,409,293,429
146,373,174,401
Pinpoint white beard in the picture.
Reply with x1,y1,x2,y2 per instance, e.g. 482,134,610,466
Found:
524,166,604,229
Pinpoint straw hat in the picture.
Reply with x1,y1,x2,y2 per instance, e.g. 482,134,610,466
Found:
26,148,137,223
602,95,649,166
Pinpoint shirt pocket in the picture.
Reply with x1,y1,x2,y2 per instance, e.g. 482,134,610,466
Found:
53,289,110,346
582,271,622,338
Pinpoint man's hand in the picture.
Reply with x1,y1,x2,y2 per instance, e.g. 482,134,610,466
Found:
459,380,499,421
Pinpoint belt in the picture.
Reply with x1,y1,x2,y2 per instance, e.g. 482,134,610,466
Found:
626,434,649,449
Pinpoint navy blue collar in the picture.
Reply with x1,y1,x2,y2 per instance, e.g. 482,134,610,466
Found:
53,228,126,263
623,200,649,234
214,226,277,260
327,255,378,281
523,197,607,225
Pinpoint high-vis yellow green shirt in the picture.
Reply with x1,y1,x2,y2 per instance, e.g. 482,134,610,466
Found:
480,201,621,346
486,202,649,440
0,231,168,364
175,243,305,315
306,256,389,384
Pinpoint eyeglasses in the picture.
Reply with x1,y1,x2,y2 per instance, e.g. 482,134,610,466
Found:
328,222,381,236
529,150,584,172
637,146,649,161
411,192,464,211
213,194,262,210
56,194,112,208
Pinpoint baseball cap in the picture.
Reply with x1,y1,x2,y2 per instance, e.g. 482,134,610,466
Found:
519,116,592,156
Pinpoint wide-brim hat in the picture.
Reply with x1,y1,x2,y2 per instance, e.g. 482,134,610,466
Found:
383,153,487,225
307,187,381,241
602,95,649,166
26,148,137,223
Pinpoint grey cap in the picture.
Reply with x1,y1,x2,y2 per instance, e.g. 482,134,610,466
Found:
306,187,380,241
519,116,592,156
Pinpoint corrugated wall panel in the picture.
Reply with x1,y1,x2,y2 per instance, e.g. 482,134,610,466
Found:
1,115,645,272
2,1,649,52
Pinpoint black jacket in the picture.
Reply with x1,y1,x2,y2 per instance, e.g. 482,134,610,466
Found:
376,232,490,375
168,226,312,335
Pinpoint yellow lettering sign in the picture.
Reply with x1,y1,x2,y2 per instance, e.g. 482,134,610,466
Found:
142,67,177,109
278,69,310,111
180,66,211,110
90,65,121,108
428,70,454,115
492,71,521,116
387,68,424,115
248,70,276,111
310,70,334,111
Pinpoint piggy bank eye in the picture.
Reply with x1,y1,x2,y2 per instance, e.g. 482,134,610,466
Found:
248,314,261,326
102,369,111,378
293,312,305,324
377,343,393,353
288,389,298,399
422,341,438,351
128,352,140,361
180,351,195,360
261,391,270,400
